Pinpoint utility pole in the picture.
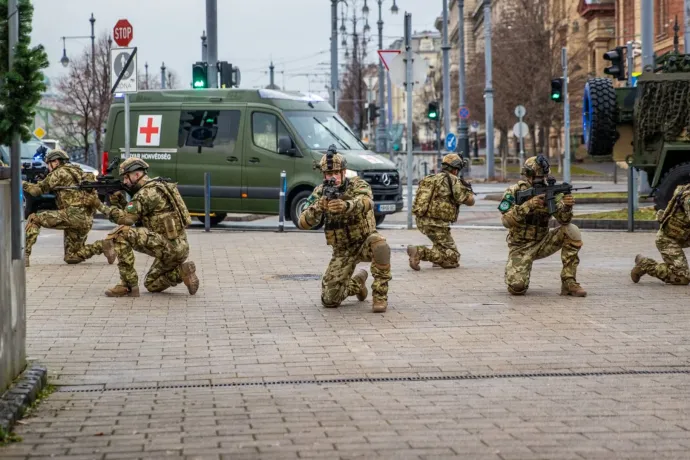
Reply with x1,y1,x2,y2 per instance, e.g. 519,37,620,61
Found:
376,0,388,153
330,0,339,109
352,11,361,138
144,62,149,89
201,30,207,62
405,12,414,230
269,61,276,88
8,0,22,261
457,0,470,160
205,0,218,88
638,0,654,195
483,0,494,179
442,0,451,139
89,13,98,172
161,62,167,89
562,47,571,183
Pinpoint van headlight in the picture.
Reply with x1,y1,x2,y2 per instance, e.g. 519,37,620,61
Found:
345,169,359,178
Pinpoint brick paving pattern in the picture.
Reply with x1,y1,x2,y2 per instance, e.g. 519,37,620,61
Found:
2,225,689,459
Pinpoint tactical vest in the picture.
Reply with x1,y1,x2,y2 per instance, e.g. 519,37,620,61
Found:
660,184,690,241
412,172,459,222
139,179,191,239
508,183,551,244
54,164,95,210
324,180,376,247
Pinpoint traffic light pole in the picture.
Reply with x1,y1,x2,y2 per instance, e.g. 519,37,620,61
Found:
483,0,494,179
562,47,571,184
442,0,451,138
205,0,218,88
405,12,414,230
376,0,387,153
457,0,470,162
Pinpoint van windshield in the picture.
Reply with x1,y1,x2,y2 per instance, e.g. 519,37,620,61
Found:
285,111,365,151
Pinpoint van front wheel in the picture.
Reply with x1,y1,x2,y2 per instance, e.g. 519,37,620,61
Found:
290,190,323,230
195,213,227,226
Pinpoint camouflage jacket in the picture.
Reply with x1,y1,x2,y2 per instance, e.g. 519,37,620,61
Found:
413,172,473,226
299,176,376,248
499,180,573,245
100,176,189,240
659,184,690,241
23,164,95,210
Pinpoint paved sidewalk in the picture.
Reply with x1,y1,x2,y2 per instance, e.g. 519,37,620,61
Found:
2,227,690,459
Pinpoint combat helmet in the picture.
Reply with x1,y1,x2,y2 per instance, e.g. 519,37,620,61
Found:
44,149,70,163
119,157,150,176
319,144,347,173
521,155,550,177
442,153,468,171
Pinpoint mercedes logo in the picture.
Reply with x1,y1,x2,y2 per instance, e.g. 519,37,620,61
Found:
381,173,391,186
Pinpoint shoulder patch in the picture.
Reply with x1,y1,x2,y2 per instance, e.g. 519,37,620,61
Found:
498,193,514,213
126,201,136,212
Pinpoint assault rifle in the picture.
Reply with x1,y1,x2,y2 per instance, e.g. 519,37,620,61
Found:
322,177,343,200
21,161,49,183
515,177,592,215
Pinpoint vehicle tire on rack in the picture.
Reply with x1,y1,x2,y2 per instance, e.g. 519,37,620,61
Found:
583,77,618,158
653,162,690,211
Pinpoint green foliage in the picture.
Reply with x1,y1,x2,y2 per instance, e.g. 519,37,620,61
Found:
0,0,49,145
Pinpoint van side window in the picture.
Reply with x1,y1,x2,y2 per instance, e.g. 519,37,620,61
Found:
178,110,241,153
252,112,290,153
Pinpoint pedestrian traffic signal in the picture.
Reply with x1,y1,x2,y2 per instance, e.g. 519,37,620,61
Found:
427,101,439,119
192,62,208,89
368,103,379,121
550,78,564,102
603,46,626,81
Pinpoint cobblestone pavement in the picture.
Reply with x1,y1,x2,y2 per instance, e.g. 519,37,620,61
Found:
3,227,689,459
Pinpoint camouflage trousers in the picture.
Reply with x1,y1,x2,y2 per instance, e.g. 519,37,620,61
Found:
321,232,391,308
107,225,190,292
25,207,102,263
636,231,690,285
505,225,582,294
414,220,459,268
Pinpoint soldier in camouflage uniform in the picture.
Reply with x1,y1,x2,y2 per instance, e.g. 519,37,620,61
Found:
97,158,199,297
631,181,690,285
298,146,391,312
407,153,475,270
23,149,104,267
498,155,586,297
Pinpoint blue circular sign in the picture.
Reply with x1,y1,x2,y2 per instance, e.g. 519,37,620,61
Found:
459,106,470,119
445,133,457,152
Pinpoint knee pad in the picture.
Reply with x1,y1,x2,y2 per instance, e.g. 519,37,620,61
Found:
508,282,527,295
369,236,391,266
563,223,582,242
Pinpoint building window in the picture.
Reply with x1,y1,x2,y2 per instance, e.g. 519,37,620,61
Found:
656,0,668,37
252,112,290,153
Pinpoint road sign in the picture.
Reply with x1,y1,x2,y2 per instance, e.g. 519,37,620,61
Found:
458,106,470,119
388,52,429,88
445,133,457,152
377,49,401,71
113,19,133,47
33,127,46,139
110,47,137,92
512,121,529,138
514,105,526,118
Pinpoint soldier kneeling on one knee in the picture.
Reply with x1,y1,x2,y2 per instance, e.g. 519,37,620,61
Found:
498,155,586,297
631,176,690,286
298,145,391,313
95,158,200,298
407,153,475,271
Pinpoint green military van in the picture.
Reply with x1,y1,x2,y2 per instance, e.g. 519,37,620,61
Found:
102,88,403,227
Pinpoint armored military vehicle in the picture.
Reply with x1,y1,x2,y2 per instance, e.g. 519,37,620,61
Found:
582,33,690,210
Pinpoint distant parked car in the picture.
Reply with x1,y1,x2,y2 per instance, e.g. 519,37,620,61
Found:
0,138,98,218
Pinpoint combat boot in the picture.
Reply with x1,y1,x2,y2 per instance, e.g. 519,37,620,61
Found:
64,256,83,265
631,254,645,283
372,298,387,313
561,280,587,297
181,261,200,295
105,284,140,297
103,239,117,265
407,245,420,271
352,269,368,301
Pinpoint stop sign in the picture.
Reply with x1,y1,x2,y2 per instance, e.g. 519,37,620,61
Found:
113,19,133,47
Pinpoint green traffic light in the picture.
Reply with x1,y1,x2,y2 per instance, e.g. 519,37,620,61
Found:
193,80,206,88
551,93,560,100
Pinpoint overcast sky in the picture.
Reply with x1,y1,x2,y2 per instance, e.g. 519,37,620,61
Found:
31,0,439,96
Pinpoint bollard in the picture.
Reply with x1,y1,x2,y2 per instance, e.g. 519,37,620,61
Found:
278,170,287,232
627,163,635,232
613,161,617,184
204,172,211,233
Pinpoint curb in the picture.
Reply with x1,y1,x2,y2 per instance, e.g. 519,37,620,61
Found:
550,219,659,231
0,364,48,438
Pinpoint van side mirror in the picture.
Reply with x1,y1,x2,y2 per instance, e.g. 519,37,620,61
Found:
278,136,298,156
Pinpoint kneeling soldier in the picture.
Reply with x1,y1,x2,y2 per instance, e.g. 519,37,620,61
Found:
498,155,586,297
407,153,475,270
298,146,391,312
97,158,199,297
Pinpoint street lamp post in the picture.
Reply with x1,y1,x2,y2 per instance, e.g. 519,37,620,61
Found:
330,0,349,110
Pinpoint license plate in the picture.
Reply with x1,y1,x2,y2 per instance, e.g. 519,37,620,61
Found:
377,204,396,212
